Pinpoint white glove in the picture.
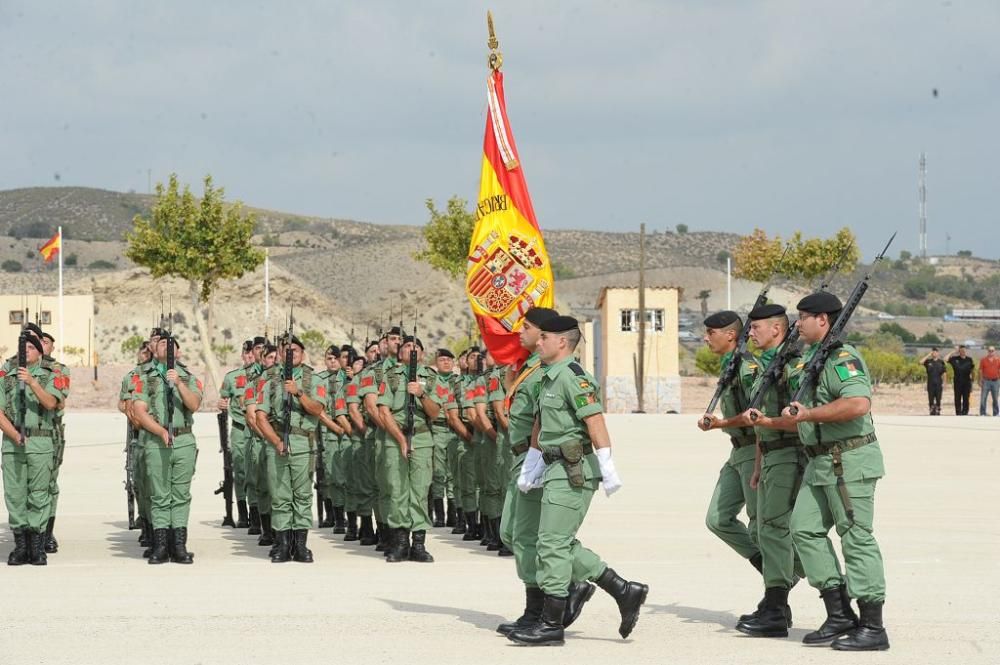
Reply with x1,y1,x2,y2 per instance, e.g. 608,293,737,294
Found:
517,447,545,493
596,447,623,497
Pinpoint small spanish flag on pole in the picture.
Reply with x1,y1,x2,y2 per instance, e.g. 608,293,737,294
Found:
39,231,61,262
465,12,554,365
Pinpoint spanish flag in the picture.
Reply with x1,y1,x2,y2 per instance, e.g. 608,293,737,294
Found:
465,69,554,365
39,231,61,263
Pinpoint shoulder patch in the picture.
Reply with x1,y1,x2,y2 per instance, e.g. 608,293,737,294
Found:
569,362,586,377
378,382,386,396
335,398,346,410
835,359,865,381
578,379,592,390
361,375,374,388
488,377,500,392
838,351,851,358
196,379,204,391
317,385,327,398
346,384,358,397
236,375,247,388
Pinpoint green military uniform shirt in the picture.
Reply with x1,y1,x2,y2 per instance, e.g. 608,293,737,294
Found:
719,350,760,464
220,366,250,425
376,363,445,449
132,362,203,449
535,357,602,483
0,363,62,453
751,343,801,445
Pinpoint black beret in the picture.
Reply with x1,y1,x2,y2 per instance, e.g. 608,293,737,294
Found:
538,315,579,333
264,344,277,355
288,335,305,350
365,339,379,351
340,345,353,353
242,340,254,353
524,307,559,327
466,346,481,355
796,291,843,315
326,345,339,356
22,332,44,354
401,335,415,345
748,303,787,321
24,323,43,337
253,336,267,346
40,331,55,343
387,326,402,336
703,310,740,329
414,337,424,350
436,348,455,359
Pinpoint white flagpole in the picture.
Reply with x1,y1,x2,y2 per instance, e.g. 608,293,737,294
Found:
58,226,64,360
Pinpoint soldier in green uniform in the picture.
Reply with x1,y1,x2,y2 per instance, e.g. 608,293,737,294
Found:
507,315,648,646
119,341,154,551
730,303,806,637
254,335,326,563
131,334,203,564
244,339,275,543
428,349,457,528
345,340,380,545
696,311,762,577
0,331,63,565
218,340,255,528
763,292,890,651
377,335,444,562
459,348,483,541
39,331,70,554
444,352,472,535
317,345,351,532
365,330,400,553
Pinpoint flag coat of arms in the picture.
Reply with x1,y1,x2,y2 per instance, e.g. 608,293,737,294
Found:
466,70,554,365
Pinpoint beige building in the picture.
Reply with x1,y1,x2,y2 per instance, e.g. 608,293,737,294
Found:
0,295,95,366
594,286,681,413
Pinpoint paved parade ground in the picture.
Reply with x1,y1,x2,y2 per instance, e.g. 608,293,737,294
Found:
0,412,997,665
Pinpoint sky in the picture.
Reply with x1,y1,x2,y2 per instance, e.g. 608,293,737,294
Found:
2,1,998,258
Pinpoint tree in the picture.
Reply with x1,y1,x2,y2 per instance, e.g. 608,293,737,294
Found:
732,227,860,283
899,250,912,261
676,223,689,234
126,174,264,393
414,196,476,279
2,260,23,273
716,250,730,264
878,322,915,343
697,289,711,319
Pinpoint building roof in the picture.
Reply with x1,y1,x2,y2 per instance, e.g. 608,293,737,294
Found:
596,285,683,309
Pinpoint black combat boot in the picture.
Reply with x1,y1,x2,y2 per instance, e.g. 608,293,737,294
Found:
497,586,545,635
831,601,890,651
333,506,347,534
462,512,479,541
451,508,466,534
137,516,149,545
359,516,378,546
28,530,47,566
147,528,170,564
142,520,155,558
292,529,314,563
480,515,492,546
736,587,790,637
497,536,514,557
596,567,649,638
563,581,597,629
247,505,262,535
236,500,249,529
320,499,335,528
270,530,292,563
44,516,58,554
7,529,29,566
802,585,859,644
445,499,457,528
344,511,359,541
432,498,445,528
375,522,391,552
738,555,793,627
258,513,274,547
385,529,410,563
409,530,434,563
487,517,504,551
170,527,194,564
508,594,567,646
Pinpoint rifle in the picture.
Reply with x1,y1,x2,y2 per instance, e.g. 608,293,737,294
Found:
314,420,326,524
788,232,895,415
165,334,175,445
214,410,236,527
747,246,853,420
281,309,294,455
16,330,27,444
702,245,789,426
404,319,418,458
125,421,137,529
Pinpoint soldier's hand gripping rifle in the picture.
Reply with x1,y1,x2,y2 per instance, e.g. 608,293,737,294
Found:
215,410,236,527
281,311,294,455
702,246,789,427
16,330,27,445
164,334,176,445
747,245,853,420
125,420,137,529
788,233,895,417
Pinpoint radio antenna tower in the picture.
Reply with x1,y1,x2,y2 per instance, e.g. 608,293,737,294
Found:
918,153,928,259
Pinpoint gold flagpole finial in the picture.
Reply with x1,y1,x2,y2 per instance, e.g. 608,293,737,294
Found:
487,10,503,72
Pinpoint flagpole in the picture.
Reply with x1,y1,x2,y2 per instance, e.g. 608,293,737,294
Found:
58,226,64,360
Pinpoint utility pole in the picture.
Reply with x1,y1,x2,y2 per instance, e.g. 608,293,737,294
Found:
919,153,928,259
635,223,646,413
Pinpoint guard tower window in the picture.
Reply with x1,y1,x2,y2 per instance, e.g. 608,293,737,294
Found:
620,309,664,333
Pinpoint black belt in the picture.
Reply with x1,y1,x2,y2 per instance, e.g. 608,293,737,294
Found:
803,432,877,459
171,427,193,436
232,421,246,431
730,435,756,449
511,441,529,455
22,427,56,438
542,443,594,465
759,437,800,455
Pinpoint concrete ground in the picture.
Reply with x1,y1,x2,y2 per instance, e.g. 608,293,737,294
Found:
0,413,997,665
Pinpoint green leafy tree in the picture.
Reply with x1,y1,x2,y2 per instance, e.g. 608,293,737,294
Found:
697,289,711,319
732,227,860,283
126,174,264,393
676,223,689,234
414,196,476,279
298,329,329,359
694,346,721,376
120,334,146,356
878,322,916,343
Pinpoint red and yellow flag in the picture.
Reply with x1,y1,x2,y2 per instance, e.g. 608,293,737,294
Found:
465,70,554,365
39,231,61,263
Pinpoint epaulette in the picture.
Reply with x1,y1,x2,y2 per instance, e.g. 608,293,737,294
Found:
569,362,586,377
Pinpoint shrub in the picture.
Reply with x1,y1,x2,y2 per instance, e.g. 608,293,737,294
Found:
2,260,23,272
88,260,115,269
120,334,146,356
694,346,721,376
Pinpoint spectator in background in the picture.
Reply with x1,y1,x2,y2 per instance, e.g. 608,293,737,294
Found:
920,347,947,415
946,346,974,415
978,346,1000,416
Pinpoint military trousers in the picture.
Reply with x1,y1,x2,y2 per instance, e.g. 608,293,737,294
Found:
249,436,273,515
144,441,197,529
230,422,249,502
382,435,433,531
245,434,260,508
791,477,886,603
130,438,151,521
479,435,505,519
535,476,607,597
500,454,543,585
705,454,759,560
449,433,466,509
458,438,479,512
374,429,389,523
268,441,315,531
352,429,378,515
47,428,66,518
2,446,54,532
430,424,454,500
321,432,348,508
343,432,360,512
757,447,807,589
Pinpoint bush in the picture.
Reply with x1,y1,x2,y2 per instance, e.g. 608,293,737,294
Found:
857,347,925,385
88,260,115,269
64,253,78,266
694,346,721,376
917,332,944,345
2,260,23,273
120,334,146,356
676,223,689,234
957,250,972,257
551,261,576,279
878,322,916,343
716,250,730,264
299,329,328,357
